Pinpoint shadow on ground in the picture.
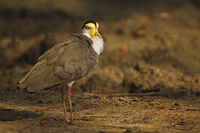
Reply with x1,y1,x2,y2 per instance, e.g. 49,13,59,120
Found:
0,109,43,121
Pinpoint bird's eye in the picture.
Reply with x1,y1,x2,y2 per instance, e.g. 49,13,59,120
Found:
87,27,91,29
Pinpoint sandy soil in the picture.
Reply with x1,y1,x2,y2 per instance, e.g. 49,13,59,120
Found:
0,0,200,132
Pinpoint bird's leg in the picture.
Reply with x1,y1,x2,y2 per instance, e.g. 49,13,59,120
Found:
67,86,73,121
60,86,70,123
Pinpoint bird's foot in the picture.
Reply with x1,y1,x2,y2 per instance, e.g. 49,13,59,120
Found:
65,118,77,125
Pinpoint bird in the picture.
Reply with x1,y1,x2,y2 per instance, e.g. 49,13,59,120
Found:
18,20,104,124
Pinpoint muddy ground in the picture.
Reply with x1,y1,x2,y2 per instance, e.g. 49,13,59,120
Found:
0,0,200,132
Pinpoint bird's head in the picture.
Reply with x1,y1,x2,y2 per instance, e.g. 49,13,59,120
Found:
82,20,103,40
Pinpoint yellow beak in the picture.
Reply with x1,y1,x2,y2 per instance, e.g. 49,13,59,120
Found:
95,30,103,41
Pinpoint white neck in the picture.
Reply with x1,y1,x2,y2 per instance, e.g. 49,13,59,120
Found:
81,28,104,55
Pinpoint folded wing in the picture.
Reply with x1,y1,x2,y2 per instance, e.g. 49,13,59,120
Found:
19,34,98,92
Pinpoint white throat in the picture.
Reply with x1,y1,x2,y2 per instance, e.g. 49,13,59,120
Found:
81,28,104,55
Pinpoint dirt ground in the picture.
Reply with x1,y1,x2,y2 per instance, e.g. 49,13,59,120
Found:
0,0,200,132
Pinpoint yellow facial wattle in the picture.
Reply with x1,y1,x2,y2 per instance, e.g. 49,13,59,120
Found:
84,22,102,40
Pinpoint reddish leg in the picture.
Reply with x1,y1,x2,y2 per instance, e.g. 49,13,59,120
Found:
60,86,70,123
67,87,73,122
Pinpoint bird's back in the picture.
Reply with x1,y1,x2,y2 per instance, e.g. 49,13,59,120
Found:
19,33,99,92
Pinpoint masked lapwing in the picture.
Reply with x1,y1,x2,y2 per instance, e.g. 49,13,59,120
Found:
18,20,104,124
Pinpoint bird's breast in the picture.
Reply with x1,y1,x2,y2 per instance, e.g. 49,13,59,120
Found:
92,37,104,56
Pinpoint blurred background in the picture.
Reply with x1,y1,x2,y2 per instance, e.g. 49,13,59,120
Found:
0,0,200,94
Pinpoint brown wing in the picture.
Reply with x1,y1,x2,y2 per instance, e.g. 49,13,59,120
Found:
19,34,99,92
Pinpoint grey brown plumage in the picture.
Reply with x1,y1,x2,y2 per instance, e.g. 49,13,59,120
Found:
19,20,103,124
19,33,99,92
